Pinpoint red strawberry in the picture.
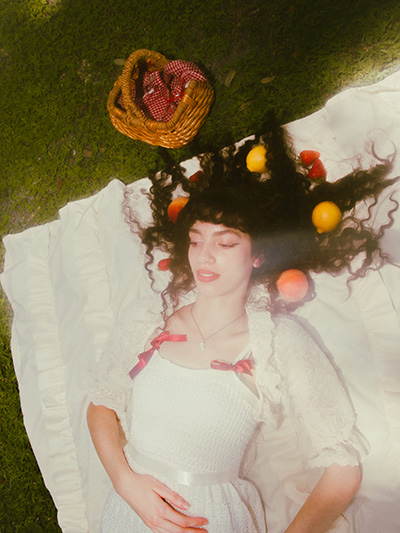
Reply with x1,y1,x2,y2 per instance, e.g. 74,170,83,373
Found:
300,150,320,166
157,258,171,271
189,170,203,183
308,158,327,180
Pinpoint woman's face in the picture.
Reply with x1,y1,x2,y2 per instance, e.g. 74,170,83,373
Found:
188,221,257,300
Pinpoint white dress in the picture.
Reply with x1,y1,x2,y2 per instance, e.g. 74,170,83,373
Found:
92,307,371,533
100,343,266,532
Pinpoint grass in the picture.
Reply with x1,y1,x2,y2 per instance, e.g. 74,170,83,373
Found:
1,0,400,528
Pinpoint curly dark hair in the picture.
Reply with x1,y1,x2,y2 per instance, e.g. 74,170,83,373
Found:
128,114,398,314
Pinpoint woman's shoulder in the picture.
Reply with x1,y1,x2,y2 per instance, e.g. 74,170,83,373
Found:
164,304,192,331
248,305,329,372
144,303,192,349
272,314,319,348
247,302,313,346
269,315,349,408
109,298,163,350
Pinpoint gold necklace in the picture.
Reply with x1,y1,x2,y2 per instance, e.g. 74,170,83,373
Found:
190,306,244,351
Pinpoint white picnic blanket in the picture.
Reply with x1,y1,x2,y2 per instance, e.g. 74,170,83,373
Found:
1,71,400,532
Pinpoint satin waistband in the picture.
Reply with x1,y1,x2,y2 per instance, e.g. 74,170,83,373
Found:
126,443,239,486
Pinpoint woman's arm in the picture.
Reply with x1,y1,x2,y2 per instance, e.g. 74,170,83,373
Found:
285,463,361,533
86,402,208,533
265,318,367,532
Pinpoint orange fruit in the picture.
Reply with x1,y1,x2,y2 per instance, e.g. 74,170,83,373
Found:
157,258,171,271
167,196,189,223
189,171,203,183
312,201,342,234
246,145,267,173
277,269,309,303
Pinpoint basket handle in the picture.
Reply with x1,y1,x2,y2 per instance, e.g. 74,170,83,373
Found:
181,93,196,108
139,86,198,134
120,49,169,121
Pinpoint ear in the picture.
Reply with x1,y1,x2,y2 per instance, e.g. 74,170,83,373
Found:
253,255,265,268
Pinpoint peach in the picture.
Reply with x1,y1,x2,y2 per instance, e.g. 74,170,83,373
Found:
276,269,309,303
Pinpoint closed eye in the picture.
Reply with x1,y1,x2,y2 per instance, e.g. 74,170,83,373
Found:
219,243,239,249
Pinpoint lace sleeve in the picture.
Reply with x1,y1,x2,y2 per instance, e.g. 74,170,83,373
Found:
89,303,162,418
89,323,132,414
272,317,369,468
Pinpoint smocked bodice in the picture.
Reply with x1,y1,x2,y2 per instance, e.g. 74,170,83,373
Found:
129,349,261,476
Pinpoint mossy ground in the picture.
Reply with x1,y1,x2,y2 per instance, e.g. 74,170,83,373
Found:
1,0,400,528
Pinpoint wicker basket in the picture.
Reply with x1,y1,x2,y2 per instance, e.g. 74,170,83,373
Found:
107,49,214,148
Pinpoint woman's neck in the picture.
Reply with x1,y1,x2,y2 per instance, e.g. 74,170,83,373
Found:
191,293,247,338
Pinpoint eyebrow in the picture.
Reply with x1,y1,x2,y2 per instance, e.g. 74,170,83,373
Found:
189,228,241,237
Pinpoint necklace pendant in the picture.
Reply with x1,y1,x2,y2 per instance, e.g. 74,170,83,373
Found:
200,342,206,351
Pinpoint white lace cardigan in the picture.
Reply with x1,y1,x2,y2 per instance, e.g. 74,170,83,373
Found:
90,290,369,532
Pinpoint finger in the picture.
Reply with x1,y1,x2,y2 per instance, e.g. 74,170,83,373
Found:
158,524,208,533
157,520,208,533
156,525,208,533
146,505,208,533
160,503,208,529
153,483,190,511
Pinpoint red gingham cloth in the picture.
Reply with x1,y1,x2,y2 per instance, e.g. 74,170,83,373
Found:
119,60,207,122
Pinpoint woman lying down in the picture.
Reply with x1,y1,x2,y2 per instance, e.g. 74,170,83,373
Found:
87,118,399,532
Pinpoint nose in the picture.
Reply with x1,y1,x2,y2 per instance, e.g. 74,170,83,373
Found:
198,243,215,264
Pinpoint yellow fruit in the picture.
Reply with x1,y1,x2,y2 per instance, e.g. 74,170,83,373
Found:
246,145,267,173
312,201,342,233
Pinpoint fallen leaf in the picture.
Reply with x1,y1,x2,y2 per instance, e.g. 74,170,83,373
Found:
261,75,276,84
114,58,125,66
240,101,252,111
224,69,236,87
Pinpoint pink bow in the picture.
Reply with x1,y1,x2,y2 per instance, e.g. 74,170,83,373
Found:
210,359,253,376
129,331,187,379
129,350,153,379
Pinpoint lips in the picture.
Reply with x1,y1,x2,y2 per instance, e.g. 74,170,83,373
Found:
196,269,220,282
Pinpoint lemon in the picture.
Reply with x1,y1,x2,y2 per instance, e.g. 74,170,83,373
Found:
246,145,267,173
312,201,342,233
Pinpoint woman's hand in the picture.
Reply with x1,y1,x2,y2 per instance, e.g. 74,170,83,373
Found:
87,403,208,532
115,469,208,533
